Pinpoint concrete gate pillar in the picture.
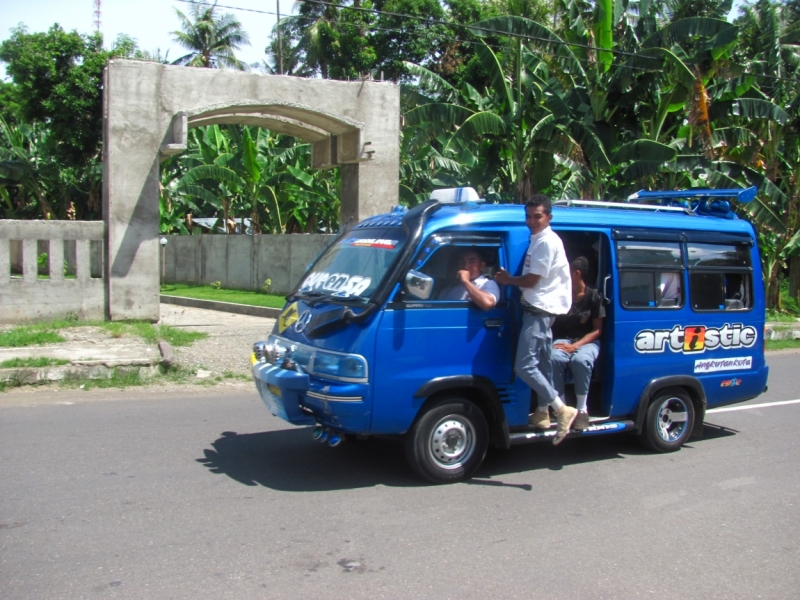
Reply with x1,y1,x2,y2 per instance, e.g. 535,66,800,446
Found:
103,60,400,321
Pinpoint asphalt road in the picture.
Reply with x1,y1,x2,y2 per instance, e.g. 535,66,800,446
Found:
1,352,799,599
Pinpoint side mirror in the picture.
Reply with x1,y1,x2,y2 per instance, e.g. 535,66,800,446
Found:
404,270,434,300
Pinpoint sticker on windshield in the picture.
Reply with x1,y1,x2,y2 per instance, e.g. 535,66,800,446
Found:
300,272,372,296
346,238,399,249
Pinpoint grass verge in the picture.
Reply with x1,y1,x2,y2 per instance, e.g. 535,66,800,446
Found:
0,357,70,368
766,310,800,323
0,327,65,347
160,283,286,309
96,322,207,347
0,318,208,349
0,364,248,393
766,338,800,351
57,367,203,390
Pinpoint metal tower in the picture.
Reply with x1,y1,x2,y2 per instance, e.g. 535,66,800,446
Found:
93,0,101,32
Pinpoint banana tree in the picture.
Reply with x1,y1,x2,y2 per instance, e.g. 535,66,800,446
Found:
0,116,55,218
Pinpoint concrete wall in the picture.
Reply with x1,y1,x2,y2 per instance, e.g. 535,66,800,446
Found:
162,234,335,295
0,221,106,323
104,60,400,322
10,239,103,277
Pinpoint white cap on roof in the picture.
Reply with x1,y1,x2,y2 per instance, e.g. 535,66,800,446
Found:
429,187,481,203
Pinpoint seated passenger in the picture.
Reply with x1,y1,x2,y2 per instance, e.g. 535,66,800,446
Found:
439,248,499,310
660,272,681,305
551,256,605,430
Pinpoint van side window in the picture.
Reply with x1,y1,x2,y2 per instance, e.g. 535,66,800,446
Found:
617,241,683,309
687,243,752,311
413,243,500,304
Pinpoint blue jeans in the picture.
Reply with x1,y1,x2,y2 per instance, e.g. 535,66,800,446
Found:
514,313,558,409
552,339,600,398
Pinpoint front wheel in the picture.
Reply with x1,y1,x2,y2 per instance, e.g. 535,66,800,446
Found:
405,396,489,484
639,387,695,453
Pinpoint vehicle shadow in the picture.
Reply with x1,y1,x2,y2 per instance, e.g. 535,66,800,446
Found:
196,428,421,491
469,422,738,489
197,421,738,492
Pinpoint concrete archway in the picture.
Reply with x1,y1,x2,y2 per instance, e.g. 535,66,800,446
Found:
103,60,399,321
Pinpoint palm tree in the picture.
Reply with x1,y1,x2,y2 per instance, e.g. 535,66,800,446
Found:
171,2,250,70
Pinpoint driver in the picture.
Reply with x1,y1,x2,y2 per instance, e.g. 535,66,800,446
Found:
439,248,499,311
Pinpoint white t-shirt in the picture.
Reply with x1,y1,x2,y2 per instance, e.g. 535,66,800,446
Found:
521,227,571,315
660,272,681,301
441,275,500,303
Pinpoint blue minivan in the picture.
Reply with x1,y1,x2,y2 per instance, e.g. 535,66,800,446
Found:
251,188,769,483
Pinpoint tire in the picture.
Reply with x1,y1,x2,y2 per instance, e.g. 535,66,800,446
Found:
639,387,695,453
404,396,489,484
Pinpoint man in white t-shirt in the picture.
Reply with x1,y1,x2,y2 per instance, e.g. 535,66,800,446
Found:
495,195,576,445
439,248,499,311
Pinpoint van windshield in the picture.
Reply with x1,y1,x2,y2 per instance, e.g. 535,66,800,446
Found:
294,227,407,303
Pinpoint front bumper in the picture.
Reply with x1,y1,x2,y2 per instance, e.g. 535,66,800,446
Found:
251,357,370,431
252,359,316,425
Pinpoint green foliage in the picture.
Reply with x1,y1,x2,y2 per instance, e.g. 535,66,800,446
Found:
0,326,65,347
95,320,208,346
161,283,287,308
0,25,160,219
0,25,106,169
4,5,800,312
171,3,250,69
158,326,208,348
61,368,145,390
160,124,340,234
0,357,70,368
270,0,505,84
765,338,800,350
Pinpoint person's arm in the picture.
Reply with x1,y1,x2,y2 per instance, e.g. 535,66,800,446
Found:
457,270,497,310
494,268,541,289
554,318,603,354
495,242,549,289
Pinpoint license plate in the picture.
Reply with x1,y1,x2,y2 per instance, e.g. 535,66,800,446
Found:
268,384,282,398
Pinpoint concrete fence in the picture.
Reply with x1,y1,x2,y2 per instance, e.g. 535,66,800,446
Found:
0,220,106,323
161,233,336,295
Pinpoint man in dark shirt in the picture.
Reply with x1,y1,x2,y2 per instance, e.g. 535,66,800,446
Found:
551,256,605,430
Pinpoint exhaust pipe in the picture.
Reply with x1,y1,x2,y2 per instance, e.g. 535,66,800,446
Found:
312,426,344,446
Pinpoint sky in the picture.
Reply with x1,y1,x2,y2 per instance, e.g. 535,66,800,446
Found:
0,0,280,78
1,0,747,80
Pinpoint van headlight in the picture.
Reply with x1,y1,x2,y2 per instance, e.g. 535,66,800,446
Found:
257,335,368,382
313,350,368,380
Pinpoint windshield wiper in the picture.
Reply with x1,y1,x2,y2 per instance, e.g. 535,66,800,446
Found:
287,290,327,303
330,293,368,304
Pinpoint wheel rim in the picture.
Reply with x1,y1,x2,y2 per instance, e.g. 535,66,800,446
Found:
655,396,690,443
428,414,475,470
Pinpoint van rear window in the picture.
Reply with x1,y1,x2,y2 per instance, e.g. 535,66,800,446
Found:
617,240,684,309
617,241,682,267
687,243,751,268
687,243,753,311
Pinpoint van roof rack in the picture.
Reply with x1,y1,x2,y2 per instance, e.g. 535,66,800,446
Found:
555,187,757,220
553,199,689,214
627,186,757,220
627,186,758,204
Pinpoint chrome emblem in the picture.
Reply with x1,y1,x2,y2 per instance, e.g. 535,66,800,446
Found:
294,310,313,333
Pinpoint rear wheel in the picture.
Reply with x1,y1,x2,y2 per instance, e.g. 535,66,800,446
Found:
639,388,695,452
405,396,489,484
